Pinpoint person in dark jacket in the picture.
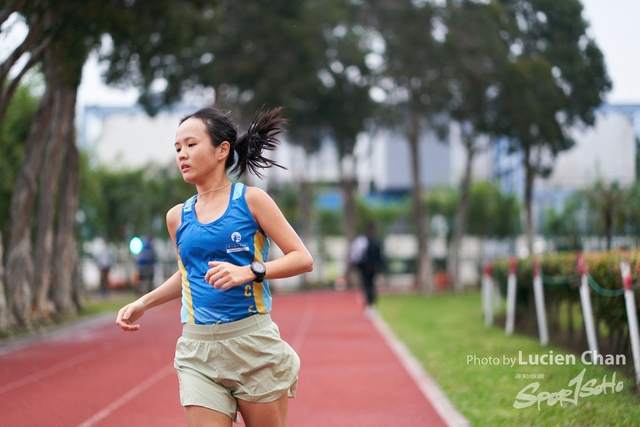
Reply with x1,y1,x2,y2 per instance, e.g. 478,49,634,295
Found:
136,233,156,293
349,222,385,317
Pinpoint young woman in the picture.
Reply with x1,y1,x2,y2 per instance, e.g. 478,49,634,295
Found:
116,106,313,427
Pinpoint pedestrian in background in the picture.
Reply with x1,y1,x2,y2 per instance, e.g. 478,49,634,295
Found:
349,222,385,318
136,232,156,293
116,106,313,427
97,236,113,296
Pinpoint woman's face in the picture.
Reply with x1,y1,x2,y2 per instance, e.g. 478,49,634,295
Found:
175,118,228,184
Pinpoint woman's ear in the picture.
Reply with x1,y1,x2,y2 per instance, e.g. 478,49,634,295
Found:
218,141,231,160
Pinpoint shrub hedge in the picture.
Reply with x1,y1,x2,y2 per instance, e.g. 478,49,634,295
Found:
491,251,640,357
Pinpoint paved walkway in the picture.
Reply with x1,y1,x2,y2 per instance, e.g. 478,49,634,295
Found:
0,290,468,426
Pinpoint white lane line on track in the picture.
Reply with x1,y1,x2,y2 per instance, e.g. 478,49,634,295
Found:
290,306,314,352
76,364,174,427
0,348,105,394
370,313,471,427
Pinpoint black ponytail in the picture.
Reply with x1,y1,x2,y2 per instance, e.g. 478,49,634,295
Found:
230,107,288,179
179,106,288,179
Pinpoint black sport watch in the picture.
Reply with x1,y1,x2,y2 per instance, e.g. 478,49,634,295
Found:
250,261,266,283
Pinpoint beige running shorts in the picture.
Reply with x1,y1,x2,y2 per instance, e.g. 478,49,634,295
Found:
174,313,300,422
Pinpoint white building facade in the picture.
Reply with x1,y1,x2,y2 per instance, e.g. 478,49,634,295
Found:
81,103,639,287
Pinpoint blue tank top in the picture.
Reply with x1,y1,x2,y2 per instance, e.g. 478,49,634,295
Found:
175,182,272,324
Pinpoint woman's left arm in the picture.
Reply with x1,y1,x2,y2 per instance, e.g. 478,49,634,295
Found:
205,187,313,290
246,186,313,279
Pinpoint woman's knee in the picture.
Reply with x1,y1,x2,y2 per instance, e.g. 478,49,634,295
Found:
237,393,289,427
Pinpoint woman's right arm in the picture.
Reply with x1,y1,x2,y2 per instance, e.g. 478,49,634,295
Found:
115,271,182,331
115,204,183,331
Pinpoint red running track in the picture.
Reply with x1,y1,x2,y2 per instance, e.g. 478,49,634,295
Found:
0,290,461,426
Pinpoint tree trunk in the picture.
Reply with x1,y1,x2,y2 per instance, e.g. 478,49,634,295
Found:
406,113,433,294
297,178,312,242
5,83,55,327
289,142,312,289
52,134,81,317
448,132,477,292
340,155,358,246
71,256,84,312
32,83,77,320
339,157,359,290
0,4,49,128
296,176,311,289
604,210,613,251
523,148,536,255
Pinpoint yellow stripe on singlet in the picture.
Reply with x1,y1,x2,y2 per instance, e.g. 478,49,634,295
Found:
177,255,195,323
253,231,267,313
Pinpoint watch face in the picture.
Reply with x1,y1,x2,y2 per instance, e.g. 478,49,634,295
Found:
252,261,266,274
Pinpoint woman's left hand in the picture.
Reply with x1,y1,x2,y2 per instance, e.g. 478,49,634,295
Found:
205,261,252,290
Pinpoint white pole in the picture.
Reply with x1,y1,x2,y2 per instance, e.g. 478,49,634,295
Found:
532,258,549,346
578,254,598,357
483,263,493,327
505,257,517,336
621,261,640,388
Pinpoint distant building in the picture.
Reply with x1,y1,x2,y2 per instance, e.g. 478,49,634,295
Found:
81,103,639,203
490,105,639,228
81,105,197,169
80,103,639,287
362,128,451,192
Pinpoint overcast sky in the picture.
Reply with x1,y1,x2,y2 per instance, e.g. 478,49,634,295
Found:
2,1,639,107
580,0,640,104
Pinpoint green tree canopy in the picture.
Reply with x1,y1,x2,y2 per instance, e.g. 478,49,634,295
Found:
466,181,521,237
80,163,194,243
102,0,219,115
493,0,611,251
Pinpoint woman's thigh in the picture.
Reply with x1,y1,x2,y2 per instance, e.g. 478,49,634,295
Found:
183,405,233,427
237,393,289,427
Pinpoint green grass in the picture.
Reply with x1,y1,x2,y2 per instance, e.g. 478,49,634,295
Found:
378,292,640,427
0,292,136,343
79,292,137,317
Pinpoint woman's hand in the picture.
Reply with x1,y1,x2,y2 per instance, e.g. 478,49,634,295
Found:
115,300,147,331
205,261,253,290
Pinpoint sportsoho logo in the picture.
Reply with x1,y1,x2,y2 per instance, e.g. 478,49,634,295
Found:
513,368,624,410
